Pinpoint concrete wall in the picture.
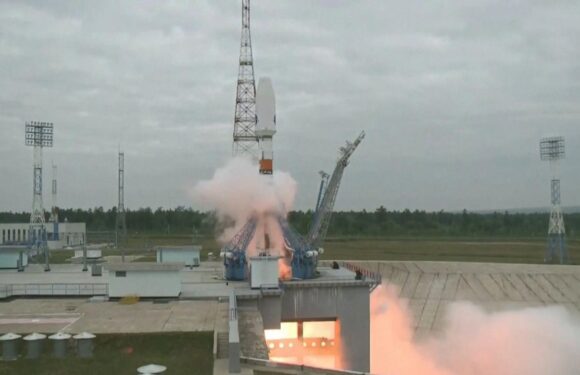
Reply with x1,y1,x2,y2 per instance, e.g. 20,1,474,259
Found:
280,284,370,372
156,248,200,267
107,270,181,298
258,295,282,330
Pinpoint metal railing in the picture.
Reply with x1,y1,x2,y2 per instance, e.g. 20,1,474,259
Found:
342,262,382,292
241,356,374,374
228,290,241,373
0,283,108,299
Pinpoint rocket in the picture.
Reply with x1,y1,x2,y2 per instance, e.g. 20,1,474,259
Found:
255,77,276,175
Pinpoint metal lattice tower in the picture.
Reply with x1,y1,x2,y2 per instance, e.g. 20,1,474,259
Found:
25,122,53,225
307,131,365,249
49,163,58,223
315,171,330,212
540,136,568,264
232,0,259,159
116,152,127,249
25,121,53,272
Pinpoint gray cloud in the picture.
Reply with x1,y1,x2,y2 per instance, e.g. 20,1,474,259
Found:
1,0,579,212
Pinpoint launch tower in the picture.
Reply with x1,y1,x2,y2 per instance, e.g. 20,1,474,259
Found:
232,0,259,159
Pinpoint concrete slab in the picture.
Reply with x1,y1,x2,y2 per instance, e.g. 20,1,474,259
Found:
351,260,580,337
0,299,220,334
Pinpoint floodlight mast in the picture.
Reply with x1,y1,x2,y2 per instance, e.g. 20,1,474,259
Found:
539,136,568,264
25,121,53,272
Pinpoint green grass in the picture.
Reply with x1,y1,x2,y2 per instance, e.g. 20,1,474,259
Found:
0,332,213,375
320,237,580,264
45,233,580,265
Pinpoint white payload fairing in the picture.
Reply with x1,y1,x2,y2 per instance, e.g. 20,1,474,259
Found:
255,77,276,175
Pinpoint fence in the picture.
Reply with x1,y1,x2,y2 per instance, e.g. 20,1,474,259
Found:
228,290,241,373
341,262,382,292
0,283,108,299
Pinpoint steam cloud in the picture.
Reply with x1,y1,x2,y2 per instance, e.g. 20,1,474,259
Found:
371,285,580,375
194,157,296,272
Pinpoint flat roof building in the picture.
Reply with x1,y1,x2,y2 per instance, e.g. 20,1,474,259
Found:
0,245,28,269
105,262,184,298
156,245,201,268
0,222,86,250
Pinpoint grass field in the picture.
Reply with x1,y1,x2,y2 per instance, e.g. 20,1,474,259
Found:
44,234,579,265
321,237,579,264
0,332,213,375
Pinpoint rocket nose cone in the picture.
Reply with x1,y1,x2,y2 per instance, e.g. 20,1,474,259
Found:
256,77,276,132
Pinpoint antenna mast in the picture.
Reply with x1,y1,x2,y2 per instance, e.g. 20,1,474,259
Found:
232,0,259,159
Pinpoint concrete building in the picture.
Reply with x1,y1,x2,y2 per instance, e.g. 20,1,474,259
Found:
251,267,375,372
156,246,201,268
0,222,86,250
0,246,28,269
74,248,102,260
105,262,184,298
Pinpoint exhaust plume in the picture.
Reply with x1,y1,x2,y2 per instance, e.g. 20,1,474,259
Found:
194,157,297,277
370,285,580,375
194,157,297,241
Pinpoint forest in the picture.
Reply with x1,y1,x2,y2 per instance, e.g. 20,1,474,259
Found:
2,206,579,239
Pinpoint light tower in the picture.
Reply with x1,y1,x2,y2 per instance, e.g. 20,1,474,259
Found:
115,151,127,257
25,121,53,272
540,136,568,264
232,0,259,159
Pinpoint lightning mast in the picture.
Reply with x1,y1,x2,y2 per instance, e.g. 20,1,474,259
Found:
116,151,127,254
540,136,568,264
25,121,53,272
49,163,59,242
232,0,259,159
49,163,58,223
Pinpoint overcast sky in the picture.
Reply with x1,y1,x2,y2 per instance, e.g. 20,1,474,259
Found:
1,1,579,212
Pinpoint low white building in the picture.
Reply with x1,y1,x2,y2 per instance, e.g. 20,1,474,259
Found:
0,222,86,250
0,246,29,269
156,245,201,268
105,262,184,298
74,248,102,260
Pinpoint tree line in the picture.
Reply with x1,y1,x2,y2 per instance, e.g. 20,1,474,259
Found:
1,206,579,239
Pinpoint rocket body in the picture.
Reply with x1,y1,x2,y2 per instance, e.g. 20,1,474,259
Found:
256,77,276,175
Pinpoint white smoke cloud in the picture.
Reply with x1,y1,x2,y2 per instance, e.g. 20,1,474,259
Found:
371,285,580,375
193,156,297,242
